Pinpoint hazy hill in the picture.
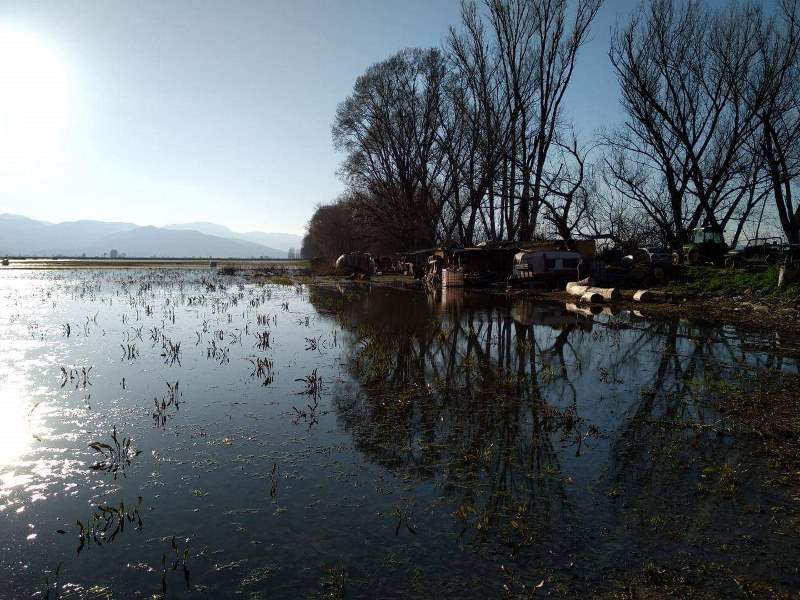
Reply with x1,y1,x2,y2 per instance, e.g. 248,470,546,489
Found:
0,214,139,256
88,226,284,258
166,222,302,252
164,221,238,239
0,214,287,258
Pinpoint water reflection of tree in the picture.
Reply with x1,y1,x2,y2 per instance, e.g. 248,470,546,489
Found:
594,314,800,588
311,285,799,589
310,287,602,551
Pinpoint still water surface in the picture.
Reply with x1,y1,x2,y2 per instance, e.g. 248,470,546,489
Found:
0,270,797,598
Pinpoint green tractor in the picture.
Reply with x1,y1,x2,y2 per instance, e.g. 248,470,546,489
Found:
680,226,727,266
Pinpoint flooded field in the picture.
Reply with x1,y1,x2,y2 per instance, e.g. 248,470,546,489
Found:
1,269,798,599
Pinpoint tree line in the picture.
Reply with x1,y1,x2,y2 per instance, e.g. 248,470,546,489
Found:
302,0,800,260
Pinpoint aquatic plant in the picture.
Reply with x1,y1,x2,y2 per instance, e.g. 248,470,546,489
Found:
76,497,143,553
59,366,93,389
269,462,279,499
120,343,139,360
160,337,182,365
249,357,274,386
255,330,271,350
292,395,322,427
88,426,140,478
41,563,62,600
206,339,230,364
153,381,183,427
295,368,322,397
160,536,191,596
256,312,275,326
305,336,320,353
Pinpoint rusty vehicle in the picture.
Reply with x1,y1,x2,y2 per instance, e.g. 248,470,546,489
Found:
725,237,786,269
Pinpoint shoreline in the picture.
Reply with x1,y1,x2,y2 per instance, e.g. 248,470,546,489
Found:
298,273,800,350
3,262,798,348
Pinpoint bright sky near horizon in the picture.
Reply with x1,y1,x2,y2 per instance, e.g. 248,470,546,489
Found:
0,0,642,235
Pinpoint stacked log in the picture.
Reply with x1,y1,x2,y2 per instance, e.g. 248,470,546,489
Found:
580,291,603,304
566,282,620,302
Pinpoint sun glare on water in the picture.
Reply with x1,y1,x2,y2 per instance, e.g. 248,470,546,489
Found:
0,24,71,169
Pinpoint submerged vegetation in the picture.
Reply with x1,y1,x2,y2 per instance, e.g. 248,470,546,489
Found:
76,497,144,554
88,426,140,478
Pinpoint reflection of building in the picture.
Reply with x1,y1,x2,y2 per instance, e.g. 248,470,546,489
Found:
439,286,464,312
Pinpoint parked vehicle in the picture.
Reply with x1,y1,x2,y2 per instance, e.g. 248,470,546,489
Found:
680,226,727,266
640,247,672,267
598,247,626,265
509,250,581,288
335,252,376,276
725,237,786,268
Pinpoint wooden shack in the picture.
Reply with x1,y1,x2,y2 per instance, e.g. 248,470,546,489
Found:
434,243,519,286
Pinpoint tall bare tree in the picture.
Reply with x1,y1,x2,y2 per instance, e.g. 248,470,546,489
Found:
333,48,449,251
489,0,602,241
755,0,800,243
445,1,511,243
607,0,774,250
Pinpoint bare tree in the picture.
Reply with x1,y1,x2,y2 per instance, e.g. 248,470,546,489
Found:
445,1,511,243
755,0,800,243
333,48,449,251
489,0,602,241
539,130,594,241
607,0,773,250
301,195,366,260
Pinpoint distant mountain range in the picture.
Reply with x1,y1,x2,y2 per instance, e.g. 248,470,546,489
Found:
163,222,302,252
0,214,303,258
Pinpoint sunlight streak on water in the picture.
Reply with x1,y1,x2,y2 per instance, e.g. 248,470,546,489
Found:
0,346,40,474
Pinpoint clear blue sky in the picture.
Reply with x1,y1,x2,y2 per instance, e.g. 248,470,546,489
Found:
0,0,641,235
